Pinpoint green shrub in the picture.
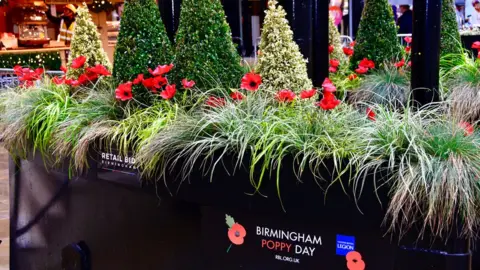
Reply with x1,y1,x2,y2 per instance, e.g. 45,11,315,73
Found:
441,0,462,56
351,0,403,67
66,4,111,78
113,0,173,103
256,0,312,92
174,0,243,89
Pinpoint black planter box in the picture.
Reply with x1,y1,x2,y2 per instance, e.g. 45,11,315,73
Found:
152,153,472,270
10,150,473,269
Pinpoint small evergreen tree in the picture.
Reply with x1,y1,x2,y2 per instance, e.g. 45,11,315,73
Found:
440,0,462,55
329,16,347,64
113,0,173,83
66,4,111,78
351,0,402,67
256,0,312,92
174,0,244,89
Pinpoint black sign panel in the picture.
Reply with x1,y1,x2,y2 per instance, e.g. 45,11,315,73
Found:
200,206,396,270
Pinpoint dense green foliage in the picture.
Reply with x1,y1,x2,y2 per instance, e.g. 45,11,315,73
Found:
113,0,173,103
174,0,244,89
440,0,462,55
0,52,61,70
351,0,403,67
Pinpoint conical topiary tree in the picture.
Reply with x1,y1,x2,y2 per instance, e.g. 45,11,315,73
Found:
113,0,173,83
441,0,462,56
351,0,403,67
256,0,312,92
174,0,244,89
113,0,173,103
66,4,111,78
329,16,347,64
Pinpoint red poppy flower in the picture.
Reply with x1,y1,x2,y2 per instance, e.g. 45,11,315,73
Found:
350,41,356,47
86,64,111,76
160,84,176,100
359,58,375,69
330,59,340,68
60,65,67,73
317,91,341,110
408,61,412,67
459,121,474,136
241,72,262,91
133,74,144,85
472,41,480,50
355,66,369,74
228,223,246,245
34,68,44,76
322,78,337,92
328,45,334,54
154,76,168,88
276,89,296,102
230,91,245,101
366,108,376,121
182,78,196,89
404,36,412,44
329,66,338,73
405,46,411,53
70,74,89,87
300,89,317,99
395,59,405,68
71,55,87,69
21,80,34,88
343,47,354,56
13,65,22,74
348,74,358,81
149,63,174,76
52,76,65,85
85,71,99,81
64,78,73,86
206,96,226,107
142,77,158,91
115,82,133,101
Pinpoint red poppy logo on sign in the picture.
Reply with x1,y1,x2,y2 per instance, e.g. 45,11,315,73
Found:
226,214,246,253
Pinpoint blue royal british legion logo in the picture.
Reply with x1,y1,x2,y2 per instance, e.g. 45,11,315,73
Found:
336,234,355,256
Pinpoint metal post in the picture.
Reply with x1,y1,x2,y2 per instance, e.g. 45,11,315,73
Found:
281,0,314,78
410,0,442,106
312,0,329,86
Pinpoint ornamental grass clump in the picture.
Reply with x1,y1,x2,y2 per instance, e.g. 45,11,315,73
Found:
113,0,173,104
351,0,403,68
0,80,75,160
256,0,312,92
174,0,244,90
354,105,480,238
440,47,480,122
136,82,368,205
349,65,410,108
66,4,111,79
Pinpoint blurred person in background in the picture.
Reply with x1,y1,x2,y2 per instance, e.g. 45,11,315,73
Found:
456,2,466,28
45,3,77,45
397,4,413,34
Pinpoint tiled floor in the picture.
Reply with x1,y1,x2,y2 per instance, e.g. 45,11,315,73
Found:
0,148,9,269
